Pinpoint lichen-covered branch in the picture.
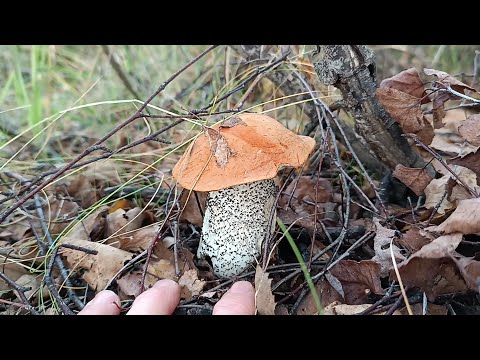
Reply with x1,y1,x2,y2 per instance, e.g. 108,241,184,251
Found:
311,45,427,171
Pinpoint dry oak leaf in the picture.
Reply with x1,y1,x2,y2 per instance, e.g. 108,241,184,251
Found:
450,256,480,291
423,68,477,93
395,233,467,300
254,265,276,315
397,227,434,253
450,152,480,179
392,165,433,196
104,207,146,240
430,129,479,157
433,197,480,235
458,114,480,147
380,67,427,100
376,87,424,133
371,218,406,277
61,239,133,291
329,260,384,304
204,127,235,169
110,224,160,252
424,175,454,215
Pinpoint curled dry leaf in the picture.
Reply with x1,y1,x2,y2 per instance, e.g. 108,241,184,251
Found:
380,67,427,100
254,265,276,315
458,114,480,147
61,239,133,291
134,240,205,300
371,218,406,277
323,301,401,315
204,127,235,168
450,152,480,179
0,215,31,242
395,233,466,300
295,278,344,315
33,196,81,236
68,174,99,209
433,198,480,235
376,87,425,133
278,176,335,230
450,256,480,291
430,129,479,157
424,175,454,215
424,68,477,93
329,259,384,304
111,224,160,252
179,190,207,227
392,165,433,196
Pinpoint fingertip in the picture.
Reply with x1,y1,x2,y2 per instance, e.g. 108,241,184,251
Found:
213,281,256,315
78,290,121,315
127,279,181,315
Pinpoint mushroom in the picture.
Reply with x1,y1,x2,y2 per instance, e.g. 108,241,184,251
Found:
172,113,315,277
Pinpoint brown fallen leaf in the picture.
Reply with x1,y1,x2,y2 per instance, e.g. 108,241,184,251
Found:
396,227,433,253
179,190,206,227
329,260,384,304
254,265,276,315
68,174,99,209
371,218,406,277
424,175,454,215
117,271,143,297
13,274,45,303
376,87,425,133
396,257,467,301
433,198,480,235
424,68,477,93
380,67,427,100
295,278,344,315
111,224,160,252
394,233,466,300
323,301,401,315
458,114,480,147
0,262,29,292
30,195,82,236
450,152,480,179
61,239,133,291
178,269,205,299
0,215,31,242
392,165,433,196
430,129,479,157
450,256,480,291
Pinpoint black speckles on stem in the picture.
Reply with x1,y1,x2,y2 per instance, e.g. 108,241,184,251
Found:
197,179,277,278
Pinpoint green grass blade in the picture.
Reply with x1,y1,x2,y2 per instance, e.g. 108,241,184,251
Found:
276,217,323,315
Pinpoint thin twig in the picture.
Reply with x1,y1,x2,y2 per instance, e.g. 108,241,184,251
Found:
0,45,219,224
60,243,98,255
33,195,84,310
0,271,39,315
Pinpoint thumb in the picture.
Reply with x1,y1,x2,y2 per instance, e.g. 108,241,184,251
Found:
212,281,255,315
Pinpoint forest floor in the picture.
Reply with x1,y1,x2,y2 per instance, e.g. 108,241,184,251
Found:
1,45,480,315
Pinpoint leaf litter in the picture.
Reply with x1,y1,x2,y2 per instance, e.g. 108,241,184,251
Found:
2,52,480,316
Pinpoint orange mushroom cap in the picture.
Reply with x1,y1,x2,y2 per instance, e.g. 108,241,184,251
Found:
172,113,316,192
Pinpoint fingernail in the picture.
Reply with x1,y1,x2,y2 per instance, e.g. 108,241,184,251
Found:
229,281,254,294
86,290,118,307
153,279,179,290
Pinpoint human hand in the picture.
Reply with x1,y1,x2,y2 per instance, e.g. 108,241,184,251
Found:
78,279,255,315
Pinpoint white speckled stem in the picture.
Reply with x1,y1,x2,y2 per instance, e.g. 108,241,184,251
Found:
198,179,277,278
